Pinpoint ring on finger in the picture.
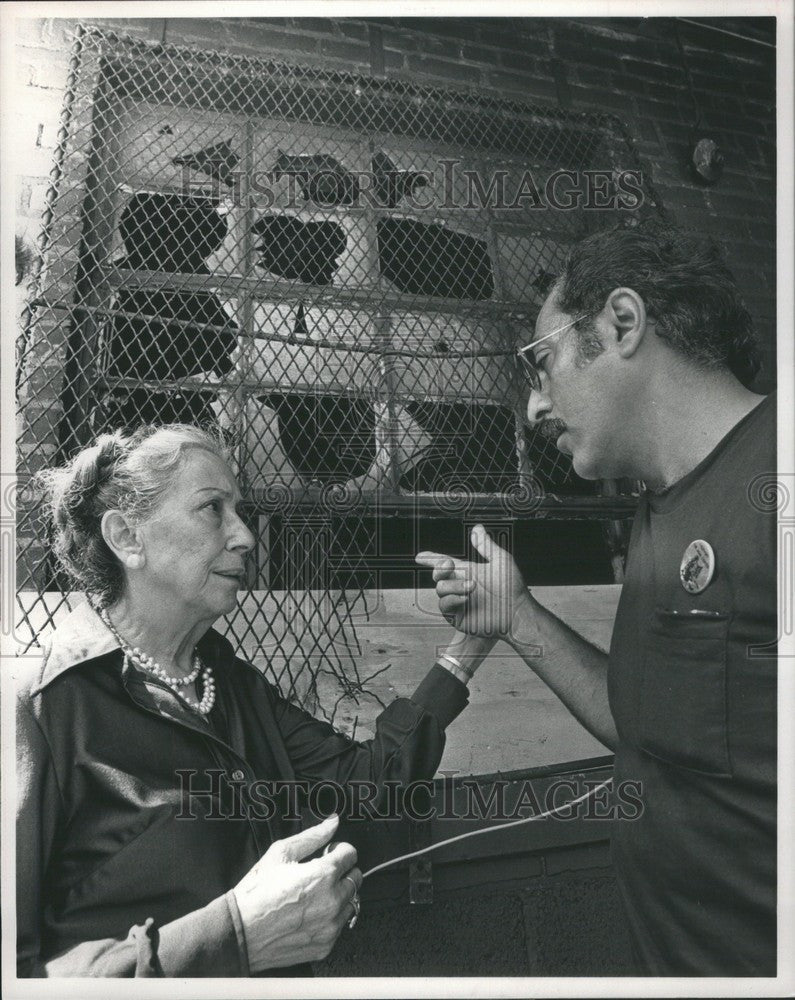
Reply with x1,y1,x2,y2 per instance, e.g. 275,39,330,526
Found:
342,875,360,929
347,892,361,930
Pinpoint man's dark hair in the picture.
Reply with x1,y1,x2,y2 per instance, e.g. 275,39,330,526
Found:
556,222,761,387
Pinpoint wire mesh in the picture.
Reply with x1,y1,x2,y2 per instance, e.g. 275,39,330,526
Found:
15,24,655,715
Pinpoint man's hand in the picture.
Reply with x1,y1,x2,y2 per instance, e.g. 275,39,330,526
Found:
420,525,618,749
232,815,362,972
416,524,533,640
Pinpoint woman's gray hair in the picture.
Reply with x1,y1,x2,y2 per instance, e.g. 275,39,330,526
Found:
39,424,232,607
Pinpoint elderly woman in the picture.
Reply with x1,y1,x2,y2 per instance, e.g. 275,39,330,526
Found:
17,424,492,978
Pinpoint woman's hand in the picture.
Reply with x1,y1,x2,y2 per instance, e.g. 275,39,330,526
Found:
416,524,533,640
232,814,362,972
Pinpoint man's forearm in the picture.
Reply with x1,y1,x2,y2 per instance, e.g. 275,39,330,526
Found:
507,594,618,750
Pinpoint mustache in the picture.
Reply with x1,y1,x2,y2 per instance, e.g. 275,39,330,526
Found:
539,418,567,440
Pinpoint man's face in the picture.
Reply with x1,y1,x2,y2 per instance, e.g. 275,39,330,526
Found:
524,285,620,480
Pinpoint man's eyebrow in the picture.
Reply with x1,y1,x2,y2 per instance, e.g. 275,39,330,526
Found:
517,330,557,356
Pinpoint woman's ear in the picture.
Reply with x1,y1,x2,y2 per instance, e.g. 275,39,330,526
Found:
101,510,146,570
604,287,648,359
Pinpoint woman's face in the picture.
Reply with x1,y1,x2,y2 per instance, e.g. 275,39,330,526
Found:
134,448,255,624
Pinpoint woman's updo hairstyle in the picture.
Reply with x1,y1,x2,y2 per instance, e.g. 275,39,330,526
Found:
39,424,231,607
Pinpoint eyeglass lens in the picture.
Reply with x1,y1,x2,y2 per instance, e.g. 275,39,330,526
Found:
517,351,541,391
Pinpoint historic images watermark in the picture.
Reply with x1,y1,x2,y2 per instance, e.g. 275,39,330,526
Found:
179,160,646,214
174,769,644,823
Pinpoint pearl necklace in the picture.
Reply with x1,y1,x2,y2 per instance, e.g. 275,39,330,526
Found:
99,608,216,715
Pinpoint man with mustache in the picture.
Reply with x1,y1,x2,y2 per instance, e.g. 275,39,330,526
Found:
417,222,776,976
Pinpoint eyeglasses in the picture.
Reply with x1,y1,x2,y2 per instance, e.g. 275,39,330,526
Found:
516,314,591,392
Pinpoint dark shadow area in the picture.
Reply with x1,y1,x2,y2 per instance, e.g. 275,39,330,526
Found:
97,192,237,432
377,219,494,299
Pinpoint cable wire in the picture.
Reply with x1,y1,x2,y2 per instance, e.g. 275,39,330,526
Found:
362,777,613,879
676,18,775,49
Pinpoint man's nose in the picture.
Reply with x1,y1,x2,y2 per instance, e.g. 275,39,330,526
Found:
525,386,552,426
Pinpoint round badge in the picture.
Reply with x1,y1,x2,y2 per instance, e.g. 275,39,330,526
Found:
679,539,716,594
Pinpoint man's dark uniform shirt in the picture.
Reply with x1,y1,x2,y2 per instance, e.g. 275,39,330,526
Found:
609,393,776,975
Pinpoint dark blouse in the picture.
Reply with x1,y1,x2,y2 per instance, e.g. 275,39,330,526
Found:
16,600,468,977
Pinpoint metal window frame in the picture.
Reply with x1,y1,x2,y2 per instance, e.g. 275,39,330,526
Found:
35,26,654,521
16,25,657,684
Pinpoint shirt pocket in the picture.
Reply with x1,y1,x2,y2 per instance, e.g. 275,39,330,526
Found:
639,608,732,777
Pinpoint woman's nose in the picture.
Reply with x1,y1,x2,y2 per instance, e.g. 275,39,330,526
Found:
229,513,256,553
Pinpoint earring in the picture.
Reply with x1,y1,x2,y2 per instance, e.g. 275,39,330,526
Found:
127,554,144,569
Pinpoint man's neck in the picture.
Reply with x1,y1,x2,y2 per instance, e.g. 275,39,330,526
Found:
637,372,766,493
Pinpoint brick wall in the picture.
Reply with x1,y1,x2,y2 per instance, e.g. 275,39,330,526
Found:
14,13,776,377
172,15,777,390
13,15,776,583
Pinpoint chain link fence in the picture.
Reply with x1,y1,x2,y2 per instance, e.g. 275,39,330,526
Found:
15,24,655,718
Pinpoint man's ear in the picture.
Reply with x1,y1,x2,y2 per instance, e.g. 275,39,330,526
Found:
604,287,648,359
101,510,146,571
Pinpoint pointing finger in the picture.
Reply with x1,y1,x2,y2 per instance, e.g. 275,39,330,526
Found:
415,552,468,572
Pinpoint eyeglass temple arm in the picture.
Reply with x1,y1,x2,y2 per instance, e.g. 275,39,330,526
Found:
517,313,590,355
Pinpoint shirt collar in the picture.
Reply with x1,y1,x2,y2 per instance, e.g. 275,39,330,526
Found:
33,599,119,693
32,598,233,694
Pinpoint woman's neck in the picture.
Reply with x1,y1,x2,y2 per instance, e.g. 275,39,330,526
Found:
104,597,211,678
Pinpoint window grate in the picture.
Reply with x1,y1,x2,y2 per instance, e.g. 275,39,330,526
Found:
16,24,655,714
